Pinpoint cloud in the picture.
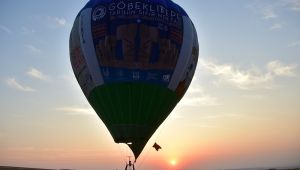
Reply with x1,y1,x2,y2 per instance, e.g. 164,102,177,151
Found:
202,113,243,120
248,2,278,20
181,95,219,107
0,25,12,34
267,60,297,76
195,124,218,129
288,41,300,47
25,44,42,54
27,68,50,81
248,1,300,30
56,106,95,115
44,16,67,28
5,78,35,92
187,85,204,93
262,7,277,19
199,59,272,89
270,23,283,30
21,26,36,35
54,17,66,26
179,86,220,107
284,0,300,11
199,58,297,90
242,94,266,100
256,5,282,30
169,113,184,120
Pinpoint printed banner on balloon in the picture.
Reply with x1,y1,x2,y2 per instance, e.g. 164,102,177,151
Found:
91,0,184,86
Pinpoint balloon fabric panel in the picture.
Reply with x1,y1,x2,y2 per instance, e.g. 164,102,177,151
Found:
88,82,178,158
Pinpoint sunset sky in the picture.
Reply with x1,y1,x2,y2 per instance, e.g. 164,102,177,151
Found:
1,0,300,170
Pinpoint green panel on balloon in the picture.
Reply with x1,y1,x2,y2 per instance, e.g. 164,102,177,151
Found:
88,82,178,158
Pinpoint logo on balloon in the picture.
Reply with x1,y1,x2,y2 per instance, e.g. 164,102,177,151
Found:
93,6,106,21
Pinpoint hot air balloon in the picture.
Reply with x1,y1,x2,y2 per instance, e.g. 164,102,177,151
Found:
69,0,199,160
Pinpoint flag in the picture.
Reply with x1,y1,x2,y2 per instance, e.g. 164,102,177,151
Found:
153,142,162,151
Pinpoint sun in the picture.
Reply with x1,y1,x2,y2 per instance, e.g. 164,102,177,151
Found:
170,159,177,166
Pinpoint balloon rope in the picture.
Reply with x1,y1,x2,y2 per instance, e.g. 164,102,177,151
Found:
125,144,135,163
117,144,128,164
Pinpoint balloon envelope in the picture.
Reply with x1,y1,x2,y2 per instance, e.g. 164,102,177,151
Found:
70,0,199,159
